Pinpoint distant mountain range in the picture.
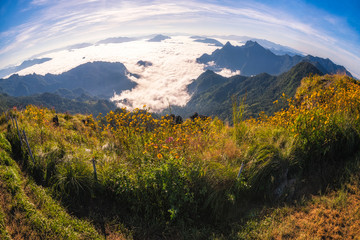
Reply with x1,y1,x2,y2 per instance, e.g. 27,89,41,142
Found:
197,41,352,77
96,37,136,45
148,34,171,42
192,36,302,55
0,58,52,78
0,62,128,115
191,37,224,47
0,92,116,115
211,35,305,56
67,43,93,50
172,62,323,122
0,61,136,98
240,38,304,56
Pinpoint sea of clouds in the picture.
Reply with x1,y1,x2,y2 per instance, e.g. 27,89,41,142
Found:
14,36,242,111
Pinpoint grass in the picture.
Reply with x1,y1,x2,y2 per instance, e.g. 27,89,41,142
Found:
1,74,360,238
0,205,10,240
235,175,360,239
0,132,104,239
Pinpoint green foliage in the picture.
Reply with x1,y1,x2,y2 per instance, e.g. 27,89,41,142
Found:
241,127,298,202
106,157,204,225
0,139,103,239
2,74,360,238
0,133,11,154
175,62,322,122
0,207,10,240
285,76,360,181
232,96,247,144
53,158,95,206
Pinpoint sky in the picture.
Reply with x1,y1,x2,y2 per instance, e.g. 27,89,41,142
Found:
0,0,359,78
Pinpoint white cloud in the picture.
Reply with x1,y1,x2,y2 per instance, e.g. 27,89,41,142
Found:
217,68,240,77
15,36,220,111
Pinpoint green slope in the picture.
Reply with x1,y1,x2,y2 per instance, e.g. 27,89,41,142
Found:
0,132,104,239
176,61,323,122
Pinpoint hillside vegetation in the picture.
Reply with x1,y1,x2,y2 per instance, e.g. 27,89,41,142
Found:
0,132,103,239
179,62,322,121
0,92,116,116
1,74,360,239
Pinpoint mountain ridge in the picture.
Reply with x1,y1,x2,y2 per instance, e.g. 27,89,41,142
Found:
0,61,137,99
0,58,52,78
197,41,352,77
148,34,171,42
173,61,323,121
0,91,116,115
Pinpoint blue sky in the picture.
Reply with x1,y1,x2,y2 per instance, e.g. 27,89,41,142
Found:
0,0,359,77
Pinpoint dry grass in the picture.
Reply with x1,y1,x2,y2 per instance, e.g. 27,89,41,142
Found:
0,181,41,239
202,126,241,165
239,180,360,239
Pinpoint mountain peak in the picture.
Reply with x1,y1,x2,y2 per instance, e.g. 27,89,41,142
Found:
197,39,351,76
223,41,233,48
244,40,261,48
148,34,171,42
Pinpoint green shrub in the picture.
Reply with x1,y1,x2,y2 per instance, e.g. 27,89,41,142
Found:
53,158,95,208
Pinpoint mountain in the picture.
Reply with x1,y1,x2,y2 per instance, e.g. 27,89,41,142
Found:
244,38,304,56
175,62,323,122
96,37,136,44
0,58,52,78
0,61,137,98
197,41,352,77
192,37,224,46
212,35,305,56
67,43,92,50
54,88,98,102
0,92,116,115
197,41,302,76
148,34,171,42
137,60,153,67
301,55,352,76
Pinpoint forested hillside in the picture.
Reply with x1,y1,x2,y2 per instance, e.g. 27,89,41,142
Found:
175,62,322,121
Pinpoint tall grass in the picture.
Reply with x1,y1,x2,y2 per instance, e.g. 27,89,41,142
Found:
232,96,247,144
0,132,103,239
3,74,360,238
